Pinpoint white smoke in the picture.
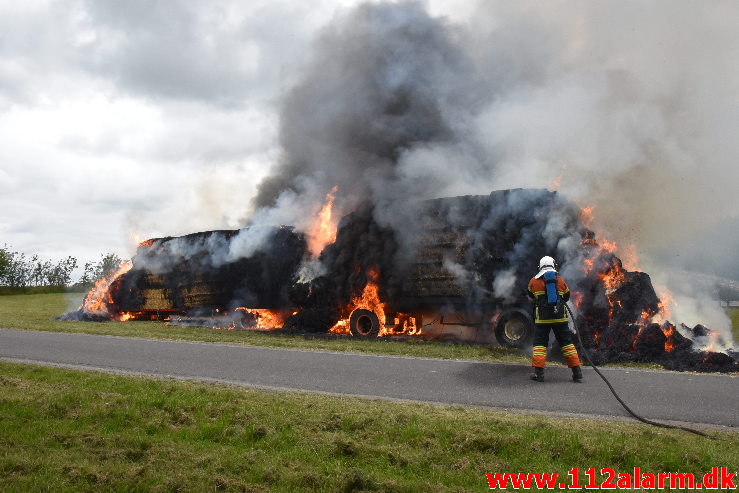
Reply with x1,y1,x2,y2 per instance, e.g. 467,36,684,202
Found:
492,268,517,303
646,267,735,349
462,2,739,274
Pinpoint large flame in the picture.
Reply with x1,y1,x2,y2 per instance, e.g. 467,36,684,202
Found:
577,205,680,352
233,307,288,330
580,205,641,274
80,262,132,320
661,323,678,352
329,270,385,334
130,233,154,248
329,269,421,336
307,186,339,256
656,289,673,321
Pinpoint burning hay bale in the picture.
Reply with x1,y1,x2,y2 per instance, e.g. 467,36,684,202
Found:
63,227,306,322
565,237,738,371
117,227,306,312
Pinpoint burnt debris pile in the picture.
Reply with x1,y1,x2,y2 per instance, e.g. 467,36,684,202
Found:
116,227,305,311
62,227,306,321
572,244,739,372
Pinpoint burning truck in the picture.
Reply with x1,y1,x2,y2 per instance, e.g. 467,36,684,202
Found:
64,188,739,372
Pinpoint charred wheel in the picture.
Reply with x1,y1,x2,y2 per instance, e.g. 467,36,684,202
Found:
494,310,534,348
349,309,381,338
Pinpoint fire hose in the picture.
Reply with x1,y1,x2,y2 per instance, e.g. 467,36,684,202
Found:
564,303,716,439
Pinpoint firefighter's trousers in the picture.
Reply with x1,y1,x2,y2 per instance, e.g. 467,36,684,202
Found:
531,322,581,368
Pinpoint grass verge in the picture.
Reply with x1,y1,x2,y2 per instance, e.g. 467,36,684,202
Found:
0,293,526,363
0,286,86,296
0,361,735,492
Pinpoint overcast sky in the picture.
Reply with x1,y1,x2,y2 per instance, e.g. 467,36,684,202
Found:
2,0,738,282
1,0,467,264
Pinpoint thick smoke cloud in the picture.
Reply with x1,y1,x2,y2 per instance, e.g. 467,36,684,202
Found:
255,1,739,270
253,1,484,227
461,1,739,282
245,0,738,333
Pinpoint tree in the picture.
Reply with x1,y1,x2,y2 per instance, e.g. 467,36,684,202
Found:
0,246,10,284
0,245,79,288
47,256,78,287
93,253,123,280
75,253,124,289
1,249,30,287
0,244,121,289
80,261,96,285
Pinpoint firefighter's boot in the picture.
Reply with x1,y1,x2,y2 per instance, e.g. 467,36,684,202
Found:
530,367,545,382
572,365,583,383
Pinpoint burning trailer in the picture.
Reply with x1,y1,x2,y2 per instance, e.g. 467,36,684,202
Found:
63,227,306,329
64,189,739,372
289,188,584,346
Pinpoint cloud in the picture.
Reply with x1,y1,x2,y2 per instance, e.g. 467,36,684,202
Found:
0,0,355,268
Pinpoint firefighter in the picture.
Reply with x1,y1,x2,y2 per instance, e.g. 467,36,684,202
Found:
527,256,583,382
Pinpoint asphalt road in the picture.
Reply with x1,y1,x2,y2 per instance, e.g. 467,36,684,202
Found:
1,328,737,428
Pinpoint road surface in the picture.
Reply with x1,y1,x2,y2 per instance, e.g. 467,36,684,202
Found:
1,328,736,428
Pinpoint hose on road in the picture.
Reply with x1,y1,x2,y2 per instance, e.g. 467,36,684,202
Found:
564,303,716,439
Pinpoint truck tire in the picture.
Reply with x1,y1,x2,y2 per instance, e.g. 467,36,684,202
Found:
494,310,534,348
349,309,380,338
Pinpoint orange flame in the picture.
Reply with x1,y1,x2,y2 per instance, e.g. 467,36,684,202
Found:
598,238,618,255
233,308,287,330
639,309,654,323
130,232,155,248
80,262,132,319
616,243,639,272
576,205,682,356
116,311,169,322
549,163,568,191
577,205,656,333
600,267,626,293
329,270,385,334
656,289,673,321
307,186,339,256
329,269,421,336
661,323,677,352
578,205,638,271
571,291,584,309
580,206,595,228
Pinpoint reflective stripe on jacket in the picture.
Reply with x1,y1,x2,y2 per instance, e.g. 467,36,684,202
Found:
528,275,570,324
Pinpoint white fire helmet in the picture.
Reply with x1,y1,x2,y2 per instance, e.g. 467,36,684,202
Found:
539,256,556,270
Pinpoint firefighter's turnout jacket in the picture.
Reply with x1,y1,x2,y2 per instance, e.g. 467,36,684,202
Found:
527,273,570,324
527,270,580,369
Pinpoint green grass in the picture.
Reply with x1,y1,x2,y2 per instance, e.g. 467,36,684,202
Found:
0,292,734,369
0,361,735,492
0,286,86,296
0,292,527,363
